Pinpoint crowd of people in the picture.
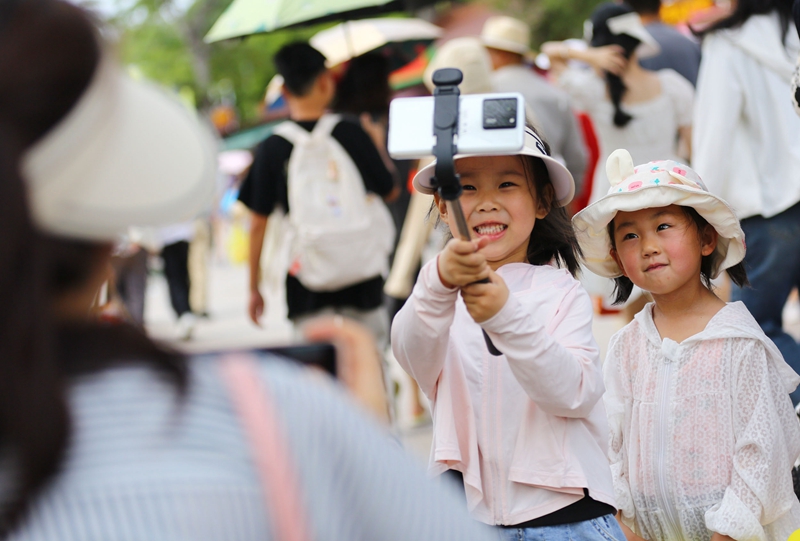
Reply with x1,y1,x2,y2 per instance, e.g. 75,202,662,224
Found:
4,0,800,540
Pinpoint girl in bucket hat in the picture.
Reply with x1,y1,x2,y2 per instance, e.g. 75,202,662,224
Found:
393,125,626,539
573,149,800,540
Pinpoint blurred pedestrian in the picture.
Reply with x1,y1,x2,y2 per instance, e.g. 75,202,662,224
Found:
109,234,148,325
238,43,397,352
0,3,500,540
481,15,588,186
543,2,694,315
158,221,197,339
691,0,800,403
544,3,694,206
627,0,702,86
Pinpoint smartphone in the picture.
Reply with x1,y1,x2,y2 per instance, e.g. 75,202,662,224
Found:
387,92,526,160
259,343,337,377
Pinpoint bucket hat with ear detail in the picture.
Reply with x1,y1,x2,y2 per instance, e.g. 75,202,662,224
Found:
572,148,745,279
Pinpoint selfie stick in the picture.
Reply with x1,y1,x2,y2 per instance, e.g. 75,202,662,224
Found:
430,68,502,356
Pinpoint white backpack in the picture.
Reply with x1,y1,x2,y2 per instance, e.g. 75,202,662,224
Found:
273,114,396,292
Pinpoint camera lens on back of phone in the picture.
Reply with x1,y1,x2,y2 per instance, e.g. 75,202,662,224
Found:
482,98,518,130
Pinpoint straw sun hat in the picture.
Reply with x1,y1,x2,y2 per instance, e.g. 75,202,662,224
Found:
572,149,745,279
480,15,530,56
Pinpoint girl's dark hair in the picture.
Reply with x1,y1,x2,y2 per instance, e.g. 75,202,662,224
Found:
331,53,391,117
694,0,793,45
0,1,186,534
520,150,583,277
606,206,749,304
589,3,642,127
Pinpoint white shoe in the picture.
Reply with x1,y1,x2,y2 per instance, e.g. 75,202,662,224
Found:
177,312,197,341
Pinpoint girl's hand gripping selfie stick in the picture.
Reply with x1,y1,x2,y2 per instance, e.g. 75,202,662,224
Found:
430,68,502,356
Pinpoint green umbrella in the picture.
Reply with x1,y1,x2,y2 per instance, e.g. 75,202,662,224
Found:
205,0,436,43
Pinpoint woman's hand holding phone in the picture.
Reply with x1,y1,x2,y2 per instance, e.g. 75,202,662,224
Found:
302,317,390,425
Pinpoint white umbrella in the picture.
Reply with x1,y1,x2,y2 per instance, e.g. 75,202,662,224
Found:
310,17,442,67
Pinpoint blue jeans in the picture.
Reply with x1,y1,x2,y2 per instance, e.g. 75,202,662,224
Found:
497,514,625,541
732,202,800,405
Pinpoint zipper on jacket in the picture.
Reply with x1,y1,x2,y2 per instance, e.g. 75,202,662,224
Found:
654,355,682,540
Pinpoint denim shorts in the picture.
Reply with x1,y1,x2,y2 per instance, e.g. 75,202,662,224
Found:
497,513,625,541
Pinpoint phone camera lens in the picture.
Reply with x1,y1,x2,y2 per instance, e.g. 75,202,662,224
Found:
483,98,518,130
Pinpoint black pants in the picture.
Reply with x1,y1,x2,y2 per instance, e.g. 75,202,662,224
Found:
161,241,191,317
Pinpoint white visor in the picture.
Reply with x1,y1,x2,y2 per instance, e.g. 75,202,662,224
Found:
412,127,575,207
22,55,217,241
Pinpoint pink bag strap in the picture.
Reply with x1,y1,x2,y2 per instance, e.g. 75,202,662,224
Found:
220,353,313,541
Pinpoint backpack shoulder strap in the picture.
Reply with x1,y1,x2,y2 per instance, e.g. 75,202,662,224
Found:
272,120,310,146
312,113,341,138
219,353,312,541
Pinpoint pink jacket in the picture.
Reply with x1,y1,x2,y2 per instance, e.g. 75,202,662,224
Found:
392,260,616,525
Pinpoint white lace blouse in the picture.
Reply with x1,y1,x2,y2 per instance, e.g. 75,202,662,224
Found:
604,302,800,541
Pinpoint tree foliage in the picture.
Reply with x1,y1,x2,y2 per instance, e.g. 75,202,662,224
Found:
478,0,606,47
101,0,606,127
107,0,316,125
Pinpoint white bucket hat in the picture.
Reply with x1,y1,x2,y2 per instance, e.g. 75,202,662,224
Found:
412,125,575,207
423,37,494,95
22,54,217,241
480,16,530,55
572,149,745,279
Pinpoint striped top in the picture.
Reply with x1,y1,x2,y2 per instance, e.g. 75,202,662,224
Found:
2,356,495,541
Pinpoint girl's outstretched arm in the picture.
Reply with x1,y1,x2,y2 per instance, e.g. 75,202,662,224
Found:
480,272,604,418
391,258,460,398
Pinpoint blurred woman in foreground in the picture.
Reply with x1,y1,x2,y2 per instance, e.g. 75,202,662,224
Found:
0,2,496,539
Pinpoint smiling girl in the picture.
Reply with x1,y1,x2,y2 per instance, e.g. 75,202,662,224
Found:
392,126,625,539
573,149,800,541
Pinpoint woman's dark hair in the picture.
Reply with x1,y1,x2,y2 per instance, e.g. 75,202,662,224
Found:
0,1,186,534
331,53,391,117
589,3,642,127
606,206,749,304
695,0,793,45
274,42,328,97
794,0,800,40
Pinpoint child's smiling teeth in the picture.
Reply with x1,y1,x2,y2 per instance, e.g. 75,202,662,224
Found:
475,224,507,235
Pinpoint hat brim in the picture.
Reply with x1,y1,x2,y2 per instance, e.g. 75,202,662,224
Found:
481,36,530,55
23,57,217,241
412,128,575,207
606,12,661,59
572,184,746,279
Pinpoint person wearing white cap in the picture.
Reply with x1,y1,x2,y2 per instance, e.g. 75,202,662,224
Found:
0,2,508,540
480,15,588,188
572,149,800,541
392,123,625,539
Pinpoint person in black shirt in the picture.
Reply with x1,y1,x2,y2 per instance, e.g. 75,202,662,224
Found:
238,42,397,346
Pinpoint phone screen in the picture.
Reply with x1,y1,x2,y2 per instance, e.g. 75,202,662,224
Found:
259,343,337,378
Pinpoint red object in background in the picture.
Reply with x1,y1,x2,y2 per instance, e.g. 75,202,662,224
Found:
570,112,600,215
407,165,418,194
